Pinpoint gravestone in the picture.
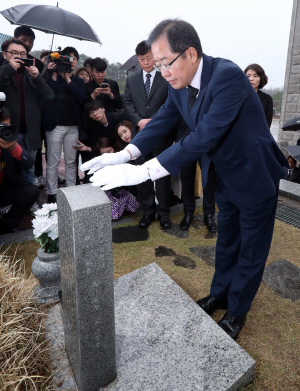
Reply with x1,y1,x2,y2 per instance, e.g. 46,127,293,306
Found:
278,0,300,149
57,185,116,391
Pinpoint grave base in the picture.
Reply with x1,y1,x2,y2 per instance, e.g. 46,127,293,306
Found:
46,263,256,391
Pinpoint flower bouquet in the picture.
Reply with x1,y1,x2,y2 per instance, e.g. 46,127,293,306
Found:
32,203,59,253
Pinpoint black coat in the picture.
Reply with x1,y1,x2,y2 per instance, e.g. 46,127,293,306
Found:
284,166,300,184
257,89,273,128
0,134,34,187
85,78,123,112
43,73,86,132
0,62,54,149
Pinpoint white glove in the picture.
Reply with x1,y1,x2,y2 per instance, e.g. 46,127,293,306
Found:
80,150,130,174
90,163,150,190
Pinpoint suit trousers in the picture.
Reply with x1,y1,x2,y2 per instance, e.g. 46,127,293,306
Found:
46,125,79,195
136,131,173,217
173,121,216,216
210,176,278,318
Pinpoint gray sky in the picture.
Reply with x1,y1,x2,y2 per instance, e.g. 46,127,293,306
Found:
0,0,293,88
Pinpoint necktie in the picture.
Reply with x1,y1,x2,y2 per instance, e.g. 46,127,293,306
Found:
188,85,199,109
145,74,151,99
288,169,292,178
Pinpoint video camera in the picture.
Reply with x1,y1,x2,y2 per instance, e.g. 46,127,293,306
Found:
0,92,18,143
49,47,73,73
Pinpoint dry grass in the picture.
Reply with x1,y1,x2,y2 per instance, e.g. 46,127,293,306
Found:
0,251,53,391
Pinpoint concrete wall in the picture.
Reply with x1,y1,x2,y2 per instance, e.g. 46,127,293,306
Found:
279,0,300,149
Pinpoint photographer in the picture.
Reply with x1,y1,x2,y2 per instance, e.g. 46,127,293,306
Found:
0,39,54,184
86,57,123,112
43,46,86,203
0,107,39,235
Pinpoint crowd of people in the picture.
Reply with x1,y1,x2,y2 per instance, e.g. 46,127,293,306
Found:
0,24,286,237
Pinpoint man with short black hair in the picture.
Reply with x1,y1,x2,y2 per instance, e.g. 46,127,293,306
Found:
0,39,54,184
284,155,300,183
43,46,85,203
0,26,43,72
122,40,173,229
0,107,39,234
85,57,123,112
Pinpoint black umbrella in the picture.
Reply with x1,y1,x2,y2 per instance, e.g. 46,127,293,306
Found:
283,145,300,161
120,54,141,73
282,116,300,131
0,4,102,44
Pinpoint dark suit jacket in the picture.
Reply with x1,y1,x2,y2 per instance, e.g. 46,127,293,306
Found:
85,78,123,112
0,135,34,187
132,53,287,208
0,62,54,149
43,73,86,132
123,70,169,137
257,89,273,128
284,166,300,183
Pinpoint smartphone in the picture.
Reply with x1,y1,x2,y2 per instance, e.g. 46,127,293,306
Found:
74,142,83,148
17,58,34,67
101,83,109,88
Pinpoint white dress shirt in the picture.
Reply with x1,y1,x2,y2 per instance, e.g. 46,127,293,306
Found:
143,68,156,90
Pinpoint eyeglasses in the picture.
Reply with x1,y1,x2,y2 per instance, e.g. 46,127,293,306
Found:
153,49,188,72
5,50,27,58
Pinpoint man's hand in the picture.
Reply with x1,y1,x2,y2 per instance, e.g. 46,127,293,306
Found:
80,150,130,174
59,72,71,83
0,138,17,151
26,59,39,78
91,85,114,100
72,141,91,152
90,164,150,189
9,57,23,72
137,118,151,130
48,62,57,81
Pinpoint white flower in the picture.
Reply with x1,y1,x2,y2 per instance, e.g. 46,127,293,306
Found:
48,226,59,240
32,203,59,246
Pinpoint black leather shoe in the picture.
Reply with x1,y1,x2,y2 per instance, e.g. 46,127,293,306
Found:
204,214,217,233
180,212,194,231
159,215,171,229
196,295,228,315
139,215,155,228
218,311,247,340
47,194,57,203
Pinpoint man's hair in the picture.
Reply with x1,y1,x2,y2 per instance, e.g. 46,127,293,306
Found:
147,19,202,59
93,137,114,157
90,57,107,72
84,100,104,115
61,46,79,61
14,26,35,39
83,58,92,67
287,155,297,163
1,107,11,121
40,50,50,59
1,39,29,53
135,41,151,56
244,64,268,89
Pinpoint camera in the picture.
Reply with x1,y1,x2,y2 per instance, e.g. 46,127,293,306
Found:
0,123,18,142
0,92,18,142
49,47,73,73
16,58,34,67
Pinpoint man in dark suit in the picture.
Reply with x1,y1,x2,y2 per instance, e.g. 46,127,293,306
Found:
284,155,300,183
123,40,173,229
85,58,123,113
81,19,287,340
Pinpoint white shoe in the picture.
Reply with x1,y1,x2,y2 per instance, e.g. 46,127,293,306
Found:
34,175,45,188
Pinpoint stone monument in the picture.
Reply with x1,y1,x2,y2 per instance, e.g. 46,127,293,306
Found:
57,185,116,390
278,0,300,149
